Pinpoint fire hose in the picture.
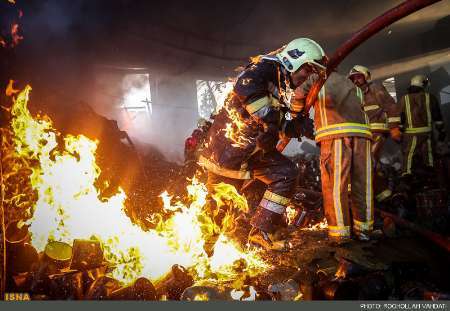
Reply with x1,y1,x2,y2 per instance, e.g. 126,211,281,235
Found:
375,208,450,253
277,0,442,152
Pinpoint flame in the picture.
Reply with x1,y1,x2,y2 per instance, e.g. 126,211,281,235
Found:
11,23,23,47
9,85,269,285
302,218,328,231
6,79,19,97
230,286,257,301
285,206,297,226
334,265,346,280
1,0,24,49
193,293,209,301
223,99,253,148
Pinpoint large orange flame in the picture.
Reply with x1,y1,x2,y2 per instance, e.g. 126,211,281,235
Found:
9,85,269,285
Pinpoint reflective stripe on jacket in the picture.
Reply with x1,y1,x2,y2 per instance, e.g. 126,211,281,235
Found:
356,82,400,133
403,93,431,134
297,73,372,142
398,89,444,136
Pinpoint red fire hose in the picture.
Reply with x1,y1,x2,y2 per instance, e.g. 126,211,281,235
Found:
277,0,442,152
376,208,450,253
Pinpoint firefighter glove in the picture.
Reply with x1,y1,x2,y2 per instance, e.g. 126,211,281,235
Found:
389,127,402,142
256,124,279,152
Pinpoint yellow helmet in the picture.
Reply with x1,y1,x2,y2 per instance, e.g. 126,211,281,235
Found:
348,65,371,81
410,74,429,88
276,38,326,73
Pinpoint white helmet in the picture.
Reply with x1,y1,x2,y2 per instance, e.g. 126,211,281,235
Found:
410,74,429,88
197,118,208,128
276,38,326,73
348,65,371,81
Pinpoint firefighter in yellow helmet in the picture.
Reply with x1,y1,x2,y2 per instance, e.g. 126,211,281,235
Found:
293,63,374,243
348,65,401,203
398,75,445,179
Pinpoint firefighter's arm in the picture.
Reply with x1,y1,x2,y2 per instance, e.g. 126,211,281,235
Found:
236,60,281,122
290,77,315,116
397,95,406,129
376,83,401,129
282,78,316,140
252,101,282,152
240,91,282,152
372,83,401,141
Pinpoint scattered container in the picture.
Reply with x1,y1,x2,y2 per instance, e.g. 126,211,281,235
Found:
155,264,194,300
44,241,73,270
109,277,156,300
70,239,104,270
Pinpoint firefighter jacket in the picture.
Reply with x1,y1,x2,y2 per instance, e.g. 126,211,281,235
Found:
200,56,293,179
358,82,400,133
295,72,371,142
398,88,443,135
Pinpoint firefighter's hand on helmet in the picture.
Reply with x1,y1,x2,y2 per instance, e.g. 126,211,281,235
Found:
389,127,402,142
256,124,279,152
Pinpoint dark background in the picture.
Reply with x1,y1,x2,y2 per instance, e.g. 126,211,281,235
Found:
0,0,449,161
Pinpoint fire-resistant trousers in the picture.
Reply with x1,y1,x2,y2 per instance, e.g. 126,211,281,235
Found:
371,133,392,203
319,137,374,238
401,133,433,176
371,133,386,165
207,151,298,233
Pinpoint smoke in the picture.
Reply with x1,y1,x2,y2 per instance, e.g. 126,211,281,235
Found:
92,69,200,164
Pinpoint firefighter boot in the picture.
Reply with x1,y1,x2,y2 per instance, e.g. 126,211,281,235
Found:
248,227,289,252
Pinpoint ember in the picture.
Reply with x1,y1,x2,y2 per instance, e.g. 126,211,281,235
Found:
1,0,24,48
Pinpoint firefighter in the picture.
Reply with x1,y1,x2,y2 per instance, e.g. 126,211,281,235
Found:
292,68,374,243
398,74,445,179
199,38,319,250
184,129,204,164
184,118,212,165
348,65,401,204
348,65,401,161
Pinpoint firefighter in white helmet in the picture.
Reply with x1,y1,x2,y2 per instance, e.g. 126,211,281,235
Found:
348,65,401,204
199,38,319,250
398,74,445,180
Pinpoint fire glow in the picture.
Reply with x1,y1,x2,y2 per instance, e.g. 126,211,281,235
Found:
1,0,24,48
223,99,253,148
8,85,269,285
